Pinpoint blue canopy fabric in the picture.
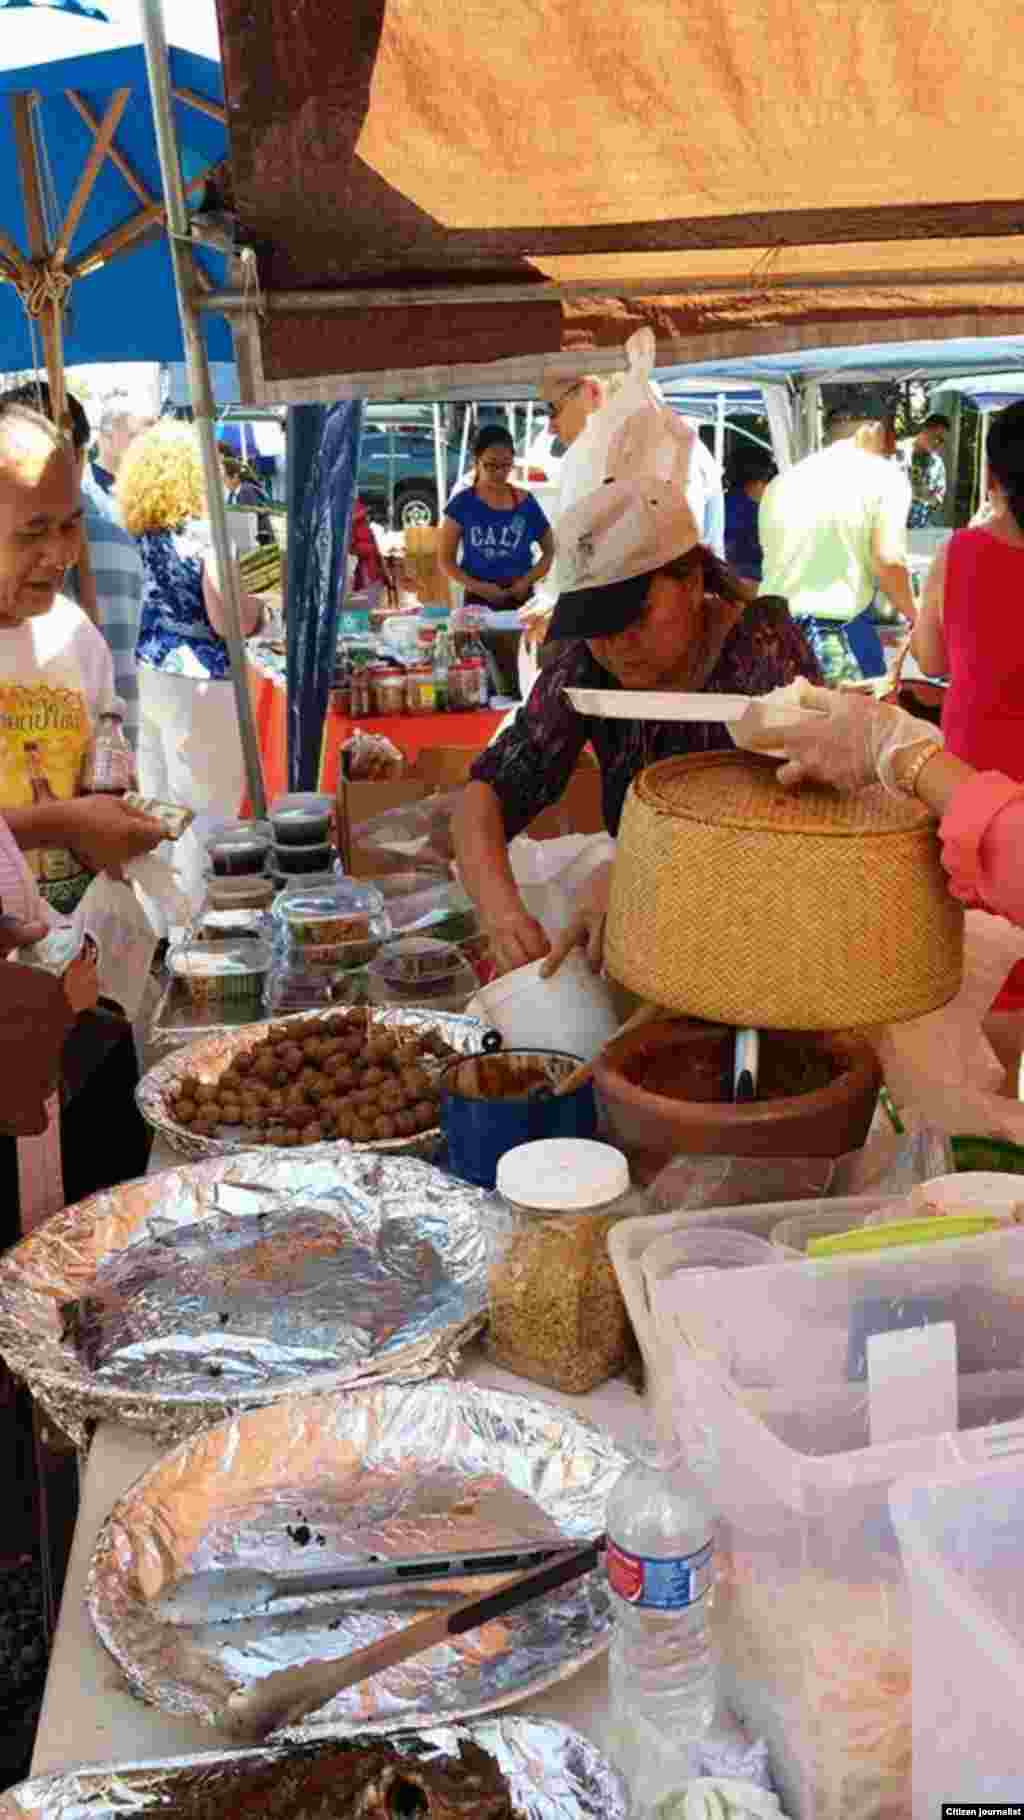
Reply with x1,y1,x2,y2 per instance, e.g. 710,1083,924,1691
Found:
0,37,232,367
656,336,1024,393
0,2,108,15
286,402,364,791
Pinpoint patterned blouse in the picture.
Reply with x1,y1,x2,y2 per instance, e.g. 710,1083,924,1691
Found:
135,521,230,680
471,597,822,839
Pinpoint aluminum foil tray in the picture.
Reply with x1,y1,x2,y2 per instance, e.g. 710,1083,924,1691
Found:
0,1153,491,1447
88,1382,625,1736
136,1009,485,1162
0,1716,628,1820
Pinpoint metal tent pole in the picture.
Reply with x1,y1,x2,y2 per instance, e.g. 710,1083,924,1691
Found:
432,402,445,517
713,391,726,470
138,0,266,818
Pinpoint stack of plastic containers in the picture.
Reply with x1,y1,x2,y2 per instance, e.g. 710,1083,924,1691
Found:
268,792,338,885
891,1454,1024,1815
644,1226,1024,1820
267,880,391,1012
204,819,277,912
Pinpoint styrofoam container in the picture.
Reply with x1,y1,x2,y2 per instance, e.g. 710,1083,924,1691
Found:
890,1455,1024,1814
468,950,619,1061
909,1170,1024,1219
650,1228,1024,1820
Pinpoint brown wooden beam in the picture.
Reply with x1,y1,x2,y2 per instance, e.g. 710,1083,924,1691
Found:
67,171,209,277
171,84,227,125
0,224,26,277
54,88,131,264
65,89,154,209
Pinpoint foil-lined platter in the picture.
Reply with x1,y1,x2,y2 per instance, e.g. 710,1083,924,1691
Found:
0,1716,628,1820
0,1153,491,1447
136,1008,486,1163
88,1382,624,1735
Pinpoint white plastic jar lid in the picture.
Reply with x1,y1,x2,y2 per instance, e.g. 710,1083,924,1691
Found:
496,1139,630,1213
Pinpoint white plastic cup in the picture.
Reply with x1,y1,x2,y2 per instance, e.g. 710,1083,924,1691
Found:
470,950,620,1062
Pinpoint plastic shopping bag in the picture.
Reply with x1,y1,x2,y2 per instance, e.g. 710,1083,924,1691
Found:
561,327,697,500
876,908,1024,1142
73,872,158,1021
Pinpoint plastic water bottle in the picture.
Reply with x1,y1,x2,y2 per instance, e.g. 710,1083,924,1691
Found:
606,1441,717,1812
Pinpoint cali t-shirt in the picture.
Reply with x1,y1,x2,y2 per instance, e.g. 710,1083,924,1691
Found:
758,442,912,623
444,486,550,587
0,596,114,912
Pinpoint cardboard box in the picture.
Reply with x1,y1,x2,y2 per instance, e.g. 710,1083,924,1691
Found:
338,747,605,876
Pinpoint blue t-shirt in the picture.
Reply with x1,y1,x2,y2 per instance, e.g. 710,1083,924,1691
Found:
724,487,764,582
445,486,550,587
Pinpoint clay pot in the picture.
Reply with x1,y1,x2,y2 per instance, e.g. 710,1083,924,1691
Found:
594,1020,880,1183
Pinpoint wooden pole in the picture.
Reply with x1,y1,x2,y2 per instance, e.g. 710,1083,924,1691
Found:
11,95,66,428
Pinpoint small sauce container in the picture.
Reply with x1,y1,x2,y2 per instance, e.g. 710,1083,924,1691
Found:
373,936,463,986
269,792,333,847
206,874,278,912
274,841,336,876
209,833,272,877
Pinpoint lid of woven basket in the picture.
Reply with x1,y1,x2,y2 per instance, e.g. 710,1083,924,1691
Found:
605,752,964,1029
634,751,933,837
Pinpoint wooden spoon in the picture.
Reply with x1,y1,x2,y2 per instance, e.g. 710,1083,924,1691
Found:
553,1001,664,1097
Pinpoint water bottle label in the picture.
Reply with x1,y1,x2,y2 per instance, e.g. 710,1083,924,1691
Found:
606,1538,714,1610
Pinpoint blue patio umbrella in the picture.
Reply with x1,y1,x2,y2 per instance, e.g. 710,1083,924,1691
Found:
0,27,232,399
0,2,109,16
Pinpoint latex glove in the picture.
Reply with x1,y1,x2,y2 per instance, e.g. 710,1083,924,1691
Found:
654,1778,790,1820
734,681,942,797
540,859,613,977
0,913,47,956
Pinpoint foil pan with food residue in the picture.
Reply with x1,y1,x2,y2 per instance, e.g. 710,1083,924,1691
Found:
0,1153,492,1447
0,1717,628,1820
87,1382,625,1736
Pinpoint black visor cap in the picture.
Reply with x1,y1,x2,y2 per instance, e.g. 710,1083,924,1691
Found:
547,569,655,642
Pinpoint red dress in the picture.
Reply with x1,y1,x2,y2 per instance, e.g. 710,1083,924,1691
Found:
942,528,1024,780
942,528,1024,1011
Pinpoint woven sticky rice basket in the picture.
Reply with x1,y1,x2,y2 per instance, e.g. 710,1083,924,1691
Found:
605,752,963,1030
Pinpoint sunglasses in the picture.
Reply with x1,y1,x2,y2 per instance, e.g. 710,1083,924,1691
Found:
549,380,584,423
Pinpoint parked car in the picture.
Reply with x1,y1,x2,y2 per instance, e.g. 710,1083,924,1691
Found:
358,406,461,529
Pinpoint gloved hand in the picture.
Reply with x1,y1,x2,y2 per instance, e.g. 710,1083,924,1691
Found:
734,681,942,797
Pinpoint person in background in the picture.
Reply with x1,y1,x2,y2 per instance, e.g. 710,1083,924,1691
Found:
439,424,554,615
910,401,1024,781
92,397,153,500
118,421,265,912
349,497,386,593
1,384,144,750
897,412,950,529
220,446,274,546
758,386,915,685
454,478,820,975
724,448,776,581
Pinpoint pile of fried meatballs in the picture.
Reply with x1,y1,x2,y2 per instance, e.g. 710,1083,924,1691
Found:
166,1011,457,1146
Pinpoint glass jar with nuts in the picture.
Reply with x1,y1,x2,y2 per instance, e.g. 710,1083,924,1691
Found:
485,1139,640,1394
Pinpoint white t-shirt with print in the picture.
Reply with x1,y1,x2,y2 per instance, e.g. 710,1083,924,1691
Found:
0,596,114,909
758,442,912,623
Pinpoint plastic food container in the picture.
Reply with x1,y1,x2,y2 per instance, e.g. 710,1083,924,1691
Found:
273,841,336,876
909,1170,1024,1219
890,1455,1024,1812
197,908,269,943
373,936,463,986
208,833,271,877
649,1228,1024,1820
167,940,270,1009
370,665,407,715
275,882,387,948
269,791,333,847
206,875,278,912
366,957,478,1011
469,951,620,1063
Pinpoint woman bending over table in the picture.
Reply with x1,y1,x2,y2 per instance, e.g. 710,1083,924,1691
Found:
453,477,820,976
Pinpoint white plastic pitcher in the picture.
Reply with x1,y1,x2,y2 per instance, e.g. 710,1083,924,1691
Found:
470,950,620,1061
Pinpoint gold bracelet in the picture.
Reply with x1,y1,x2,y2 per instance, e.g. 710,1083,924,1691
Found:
894,740,943,798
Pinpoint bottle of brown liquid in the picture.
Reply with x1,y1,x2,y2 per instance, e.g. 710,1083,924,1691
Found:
81,699,137,797
23,741,91,908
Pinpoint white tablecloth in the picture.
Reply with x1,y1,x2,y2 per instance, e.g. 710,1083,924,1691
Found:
31,1132,641,1776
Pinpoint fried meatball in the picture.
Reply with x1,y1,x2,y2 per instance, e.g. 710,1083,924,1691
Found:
412,1100,437,1128
173,1098,198,1124
373,1115,398,1140
253,1054,278,1082
192,1116,219,1137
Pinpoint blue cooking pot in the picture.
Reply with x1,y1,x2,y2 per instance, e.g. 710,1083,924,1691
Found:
441,1037,599,1189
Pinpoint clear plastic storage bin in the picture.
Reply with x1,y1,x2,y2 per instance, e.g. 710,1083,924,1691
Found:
648,1228,1024,1820
890,1455,1024,1816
